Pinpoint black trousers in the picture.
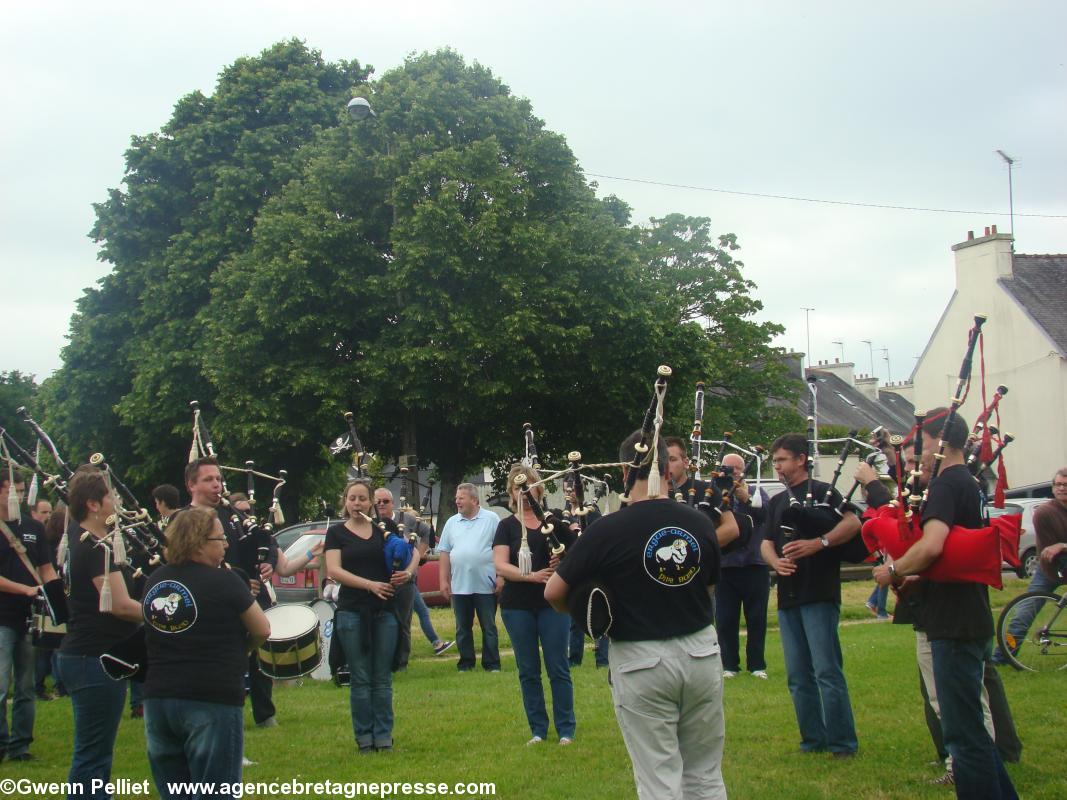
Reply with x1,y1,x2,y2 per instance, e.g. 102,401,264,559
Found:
248,652,275,724
714,565,770,672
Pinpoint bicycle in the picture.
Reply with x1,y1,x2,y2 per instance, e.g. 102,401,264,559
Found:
996,587,1067,672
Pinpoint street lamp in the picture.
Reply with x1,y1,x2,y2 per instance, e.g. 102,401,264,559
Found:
801,307,815,372
861,340,874,377
831,340,844,362
879,347,892,384
347,97,377,121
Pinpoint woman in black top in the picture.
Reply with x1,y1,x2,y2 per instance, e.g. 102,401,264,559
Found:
492,464,577,745
56,469,143,800
325,478,417,752
141,507,270,798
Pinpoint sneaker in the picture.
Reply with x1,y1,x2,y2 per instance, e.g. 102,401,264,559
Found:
722,670,738,678
130,704,144,719
256,716,278,729
36,689,55,701
751,670,768,679
7,753,34,762
242,756,256,767
876,613,890,620
526,736,544,746
864,601,878,616
433,640,455,656
559,737,574,746
831,751,856,759
931,770,954,786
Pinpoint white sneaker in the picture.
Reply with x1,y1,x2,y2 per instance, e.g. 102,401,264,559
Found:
242,756,256,767
723,670,738,678
751,670,768,679
526,736,543,746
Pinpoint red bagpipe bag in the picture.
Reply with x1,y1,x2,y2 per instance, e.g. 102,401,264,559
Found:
860,505,1021,590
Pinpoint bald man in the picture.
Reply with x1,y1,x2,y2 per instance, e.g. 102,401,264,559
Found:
713,453,771,679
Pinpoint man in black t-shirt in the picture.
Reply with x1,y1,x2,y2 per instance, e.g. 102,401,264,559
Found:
759,433,860,757
0,473,57,761
546,431,729,799
666,436,707,505
874,410,1017,798
185,458,278,729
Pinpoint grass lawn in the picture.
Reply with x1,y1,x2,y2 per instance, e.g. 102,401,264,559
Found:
16,577,1063,799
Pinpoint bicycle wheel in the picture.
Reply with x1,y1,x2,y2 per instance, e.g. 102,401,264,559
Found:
996,590,1067,672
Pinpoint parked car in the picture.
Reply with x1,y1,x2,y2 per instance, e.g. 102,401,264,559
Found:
271,525,447,606
986,499,1045,579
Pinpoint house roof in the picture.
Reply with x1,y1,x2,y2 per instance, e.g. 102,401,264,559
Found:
801,369,915,435
999,254,1067,354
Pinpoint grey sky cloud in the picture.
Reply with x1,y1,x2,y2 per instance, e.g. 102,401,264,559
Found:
2,0,1064,387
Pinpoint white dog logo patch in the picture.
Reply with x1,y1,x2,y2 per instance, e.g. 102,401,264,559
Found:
144,580,197,633
644,527,701,587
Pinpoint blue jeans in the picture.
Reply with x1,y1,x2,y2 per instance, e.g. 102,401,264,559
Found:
930,638,1018,799
56,653,128,799
334,609,398,748
778,602,858,754
999,569,1063,659
715,564,770,672
451,594,500,671
502,607,576,740
412,590,440,645
867,584,889,616
0,625,36,758
568,621,608,667
144,698,243,799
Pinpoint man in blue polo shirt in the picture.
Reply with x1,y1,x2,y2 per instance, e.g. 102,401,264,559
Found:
438,483,501,672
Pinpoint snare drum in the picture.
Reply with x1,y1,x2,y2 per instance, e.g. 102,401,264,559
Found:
258,605,322,680
309,599,336,681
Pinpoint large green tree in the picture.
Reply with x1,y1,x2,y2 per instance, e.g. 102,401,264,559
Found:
43,40,371,495
44,44,795,518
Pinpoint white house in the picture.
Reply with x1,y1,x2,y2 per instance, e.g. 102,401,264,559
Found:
911,227,1067,489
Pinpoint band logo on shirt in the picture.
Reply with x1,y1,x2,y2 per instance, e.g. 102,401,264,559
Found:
144,580,197,633
643,527,701,587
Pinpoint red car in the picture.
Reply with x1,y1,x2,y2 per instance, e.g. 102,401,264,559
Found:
271,524,446,606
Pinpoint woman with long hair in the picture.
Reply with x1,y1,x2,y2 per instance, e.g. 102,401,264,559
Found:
325,478,418,752
56,469,143,799
493,464,578,745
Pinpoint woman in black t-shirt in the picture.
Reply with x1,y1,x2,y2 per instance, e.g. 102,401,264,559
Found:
141,507,270,797
492,464,577,745
325,478,417,752
56,469,144,800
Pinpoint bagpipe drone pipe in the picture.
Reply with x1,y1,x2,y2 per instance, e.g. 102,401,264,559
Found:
859,316,1022,589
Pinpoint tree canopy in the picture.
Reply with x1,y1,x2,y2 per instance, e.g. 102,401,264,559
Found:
40,43,796,518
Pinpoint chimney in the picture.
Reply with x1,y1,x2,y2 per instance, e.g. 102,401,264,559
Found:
810,359,856,387
855,374,879,402
880,380,914,406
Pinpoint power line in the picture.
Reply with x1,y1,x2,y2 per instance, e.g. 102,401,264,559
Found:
586,172,1066,219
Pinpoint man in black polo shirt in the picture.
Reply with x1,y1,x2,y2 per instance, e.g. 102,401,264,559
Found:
666,436,706,504
0,472,57,761
874,410,1017,799
546,431,730,799
185,458,278,729
759,433,861,758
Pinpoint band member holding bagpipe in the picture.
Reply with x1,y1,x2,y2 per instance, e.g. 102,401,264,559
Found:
546,427,727,799
666,436,706,502
493,464,578,746
0,467,57,763
55,468,143,800
714,452,772,680
141,507,271,799
873,411,1018,799
151,485,181,532
759,433,861,758
185,457,279,729
325,478,416,752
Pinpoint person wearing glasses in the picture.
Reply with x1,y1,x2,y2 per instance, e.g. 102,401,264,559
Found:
372,488,451,667
141,507,270,797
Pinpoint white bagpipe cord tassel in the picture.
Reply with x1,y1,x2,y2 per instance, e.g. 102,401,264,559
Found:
27,443,40,507
3,441,20,520
188,409,202,463
517,493,532,576
646,382,668,499
111,527,127,566
98,544,113,613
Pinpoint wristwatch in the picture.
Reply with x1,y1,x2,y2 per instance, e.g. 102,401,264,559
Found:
819,536,829,549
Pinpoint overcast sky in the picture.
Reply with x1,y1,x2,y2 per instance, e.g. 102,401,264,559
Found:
2,1,1064,388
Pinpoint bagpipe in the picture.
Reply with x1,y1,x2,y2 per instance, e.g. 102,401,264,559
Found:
189,401,287,602
88,452,166,576
860,315,1022,589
